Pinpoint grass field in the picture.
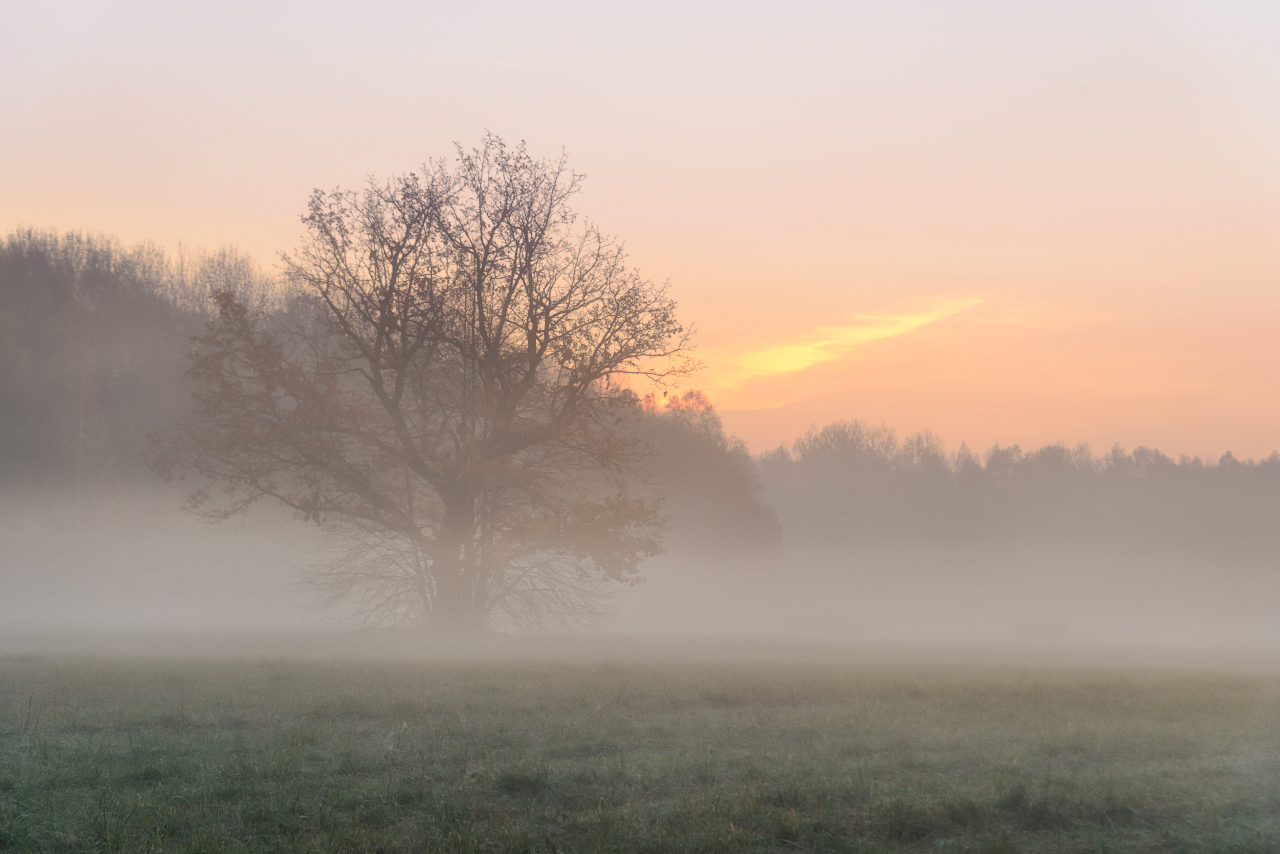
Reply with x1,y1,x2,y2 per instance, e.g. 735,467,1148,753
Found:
1,650,1278,852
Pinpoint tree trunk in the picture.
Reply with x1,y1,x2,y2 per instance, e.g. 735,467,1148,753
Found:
430,574,478,633
431,491,483,633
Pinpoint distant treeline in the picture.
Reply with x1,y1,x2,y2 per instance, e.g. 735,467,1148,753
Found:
762,421,1280,561
4,227,1276,561
0,229,274,483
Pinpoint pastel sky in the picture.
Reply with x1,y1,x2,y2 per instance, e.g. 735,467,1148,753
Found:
3,1,1278,458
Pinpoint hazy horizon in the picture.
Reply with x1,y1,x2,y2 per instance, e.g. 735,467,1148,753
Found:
3,2,1280,651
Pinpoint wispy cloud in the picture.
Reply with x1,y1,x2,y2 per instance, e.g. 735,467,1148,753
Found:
708,297,980,387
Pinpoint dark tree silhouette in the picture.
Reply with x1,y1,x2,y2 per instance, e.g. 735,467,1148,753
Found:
160,136,692,631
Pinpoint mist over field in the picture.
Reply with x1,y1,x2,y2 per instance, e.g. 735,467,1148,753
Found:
8,6,1280,850
2,229,1278,651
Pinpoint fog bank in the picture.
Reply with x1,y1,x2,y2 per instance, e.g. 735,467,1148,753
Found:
2,229,1278,649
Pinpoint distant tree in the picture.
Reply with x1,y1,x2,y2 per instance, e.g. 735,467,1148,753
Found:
160,136,692,631
635,390,781,553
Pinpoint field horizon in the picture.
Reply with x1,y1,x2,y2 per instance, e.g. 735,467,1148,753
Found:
4,629,1280,671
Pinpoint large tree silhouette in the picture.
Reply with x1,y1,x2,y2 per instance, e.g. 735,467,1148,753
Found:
162,136,691,630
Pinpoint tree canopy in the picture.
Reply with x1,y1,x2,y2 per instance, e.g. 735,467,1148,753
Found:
161,136,692,631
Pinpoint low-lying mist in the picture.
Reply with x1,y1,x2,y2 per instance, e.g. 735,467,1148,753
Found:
3,228,1279,651
0,484,316,634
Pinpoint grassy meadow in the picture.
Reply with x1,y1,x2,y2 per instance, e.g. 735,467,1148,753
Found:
0,650,1278,852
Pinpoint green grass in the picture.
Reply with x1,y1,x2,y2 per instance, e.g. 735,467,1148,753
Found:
0,654,1278,852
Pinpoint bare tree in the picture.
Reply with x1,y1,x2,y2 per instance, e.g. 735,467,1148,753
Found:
159,135,692,631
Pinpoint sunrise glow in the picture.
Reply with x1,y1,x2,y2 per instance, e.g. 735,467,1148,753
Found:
709,298,980,385
3,1,1279,460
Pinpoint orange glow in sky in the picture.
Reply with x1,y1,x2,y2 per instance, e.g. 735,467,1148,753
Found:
703,298,981,397
3,1,1278,459
712,295,1280,459
706,297,972,391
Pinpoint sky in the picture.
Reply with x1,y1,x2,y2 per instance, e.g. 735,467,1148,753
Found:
3,0,1278,459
